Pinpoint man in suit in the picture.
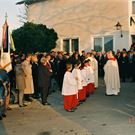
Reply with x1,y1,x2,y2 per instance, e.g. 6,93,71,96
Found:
31,54,39,99
38,57,52,105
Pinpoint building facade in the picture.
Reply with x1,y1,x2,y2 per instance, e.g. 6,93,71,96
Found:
22,0,135,52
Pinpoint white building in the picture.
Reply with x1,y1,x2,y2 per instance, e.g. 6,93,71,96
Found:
18,0,135,53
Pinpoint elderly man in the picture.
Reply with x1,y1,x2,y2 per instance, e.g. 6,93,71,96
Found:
38,57,52,105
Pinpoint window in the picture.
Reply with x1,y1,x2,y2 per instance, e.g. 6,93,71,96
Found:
132,1,135,14
63,39,70,52
94,38,102,52
104,36,113,52
63,38,79,52
131,35,135,43
71,38,79,52
93,36,113,52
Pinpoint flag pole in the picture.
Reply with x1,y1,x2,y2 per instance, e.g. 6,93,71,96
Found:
0,13,8,61
5,12,8,22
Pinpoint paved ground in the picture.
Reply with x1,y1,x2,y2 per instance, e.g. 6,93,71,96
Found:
0,78,135,135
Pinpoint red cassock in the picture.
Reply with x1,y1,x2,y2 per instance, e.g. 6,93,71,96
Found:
64,94,79,110
87,83,95,94
78,87,87,101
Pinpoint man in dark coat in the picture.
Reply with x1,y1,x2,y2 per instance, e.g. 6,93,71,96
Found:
120,52,128,82
56,52,66,91
38,57,52,105
97,52,106,77
132,51,135,82
31,55,39,99
80,50,86,64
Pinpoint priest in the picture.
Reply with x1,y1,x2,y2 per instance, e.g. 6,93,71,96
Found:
104,51,120,96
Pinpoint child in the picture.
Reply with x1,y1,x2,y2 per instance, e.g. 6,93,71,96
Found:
80,61,88,100
87,59,95,94
72,61,85,102
62,63,78,112
83,60,90,96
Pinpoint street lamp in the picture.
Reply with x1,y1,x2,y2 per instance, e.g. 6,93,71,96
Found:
114,22,123,37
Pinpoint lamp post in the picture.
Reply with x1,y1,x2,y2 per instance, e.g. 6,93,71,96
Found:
115,22,123,38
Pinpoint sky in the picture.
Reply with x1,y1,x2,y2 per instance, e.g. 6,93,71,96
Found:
0,0,24,43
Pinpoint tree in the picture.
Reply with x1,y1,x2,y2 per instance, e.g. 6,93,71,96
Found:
12,22,58,53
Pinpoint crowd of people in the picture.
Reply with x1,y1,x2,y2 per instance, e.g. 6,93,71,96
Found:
0,44,135,119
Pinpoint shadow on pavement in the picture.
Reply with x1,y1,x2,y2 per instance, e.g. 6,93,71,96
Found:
0,121,7,135
38,131,50,135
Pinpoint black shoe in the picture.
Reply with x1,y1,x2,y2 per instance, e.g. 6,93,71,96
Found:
73,107,78,111
2,113,6,118
82,100,86,102
33,94,40,99
34,96,40,99
79,101,83,104
105,93,113,96
25,98,33,102
0,116,2,120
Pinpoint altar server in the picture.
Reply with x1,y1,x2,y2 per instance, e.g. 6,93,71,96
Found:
62,63,78,112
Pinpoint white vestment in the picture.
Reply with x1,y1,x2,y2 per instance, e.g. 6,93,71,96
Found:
84,66,94,84
80,68,87,87
62,71,78,95
87,57,98,88
104,59,120,95
72,68,83,90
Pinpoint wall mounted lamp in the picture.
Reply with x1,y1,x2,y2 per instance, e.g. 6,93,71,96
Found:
114,22,123,38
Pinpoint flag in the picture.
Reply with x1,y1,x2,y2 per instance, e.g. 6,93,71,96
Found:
1,14,12,72
10,33,16,51
2,19,9,52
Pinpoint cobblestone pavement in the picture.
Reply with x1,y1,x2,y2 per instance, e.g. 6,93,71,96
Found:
0,78,135,135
